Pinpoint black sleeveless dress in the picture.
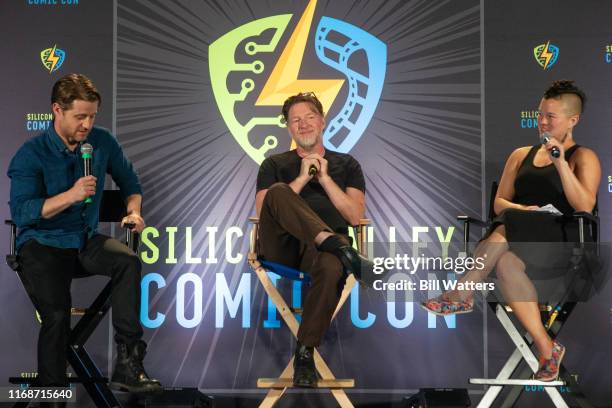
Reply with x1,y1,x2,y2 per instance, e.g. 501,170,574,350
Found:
491,144,589,271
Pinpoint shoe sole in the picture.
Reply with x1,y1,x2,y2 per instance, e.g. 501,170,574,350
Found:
419,302,473,316
535,346,566,382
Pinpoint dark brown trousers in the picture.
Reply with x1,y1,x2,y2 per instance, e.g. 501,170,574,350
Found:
258,183,347,347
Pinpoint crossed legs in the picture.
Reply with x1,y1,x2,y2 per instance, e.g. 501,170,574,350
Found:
258,182,347,347
258,182,373,387
424,225,557,365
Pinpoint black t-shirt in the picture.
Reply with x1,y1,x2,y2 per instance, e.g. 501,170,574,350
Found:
256,150,365,231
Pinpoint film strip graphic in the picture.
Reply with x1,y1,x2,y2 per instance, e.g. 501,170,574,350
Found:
315,17,387,153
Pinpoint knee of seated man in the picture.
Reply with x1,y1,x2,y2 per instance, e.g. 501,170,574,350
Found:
114,250,142,275
267,182,293,199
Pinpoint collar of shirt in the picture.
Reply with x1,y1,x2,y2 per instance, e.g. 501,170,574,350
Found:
46,125,84,157
295,145,326,158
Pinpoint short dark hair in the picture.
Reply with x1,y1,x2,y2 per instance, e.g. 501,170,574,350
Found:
543,80,586,114
281,92,324,121
51,73,101,110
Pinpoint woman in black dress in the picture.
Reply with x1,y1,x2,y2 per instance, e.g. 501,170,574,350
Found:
422,80,601,381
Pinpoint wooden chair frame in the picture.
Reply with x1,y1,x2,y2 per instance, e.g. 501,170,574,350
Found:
247,216,370,408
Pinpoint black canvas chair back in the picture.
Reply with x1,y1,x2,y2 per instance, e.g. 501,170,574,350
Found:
459,182,599,408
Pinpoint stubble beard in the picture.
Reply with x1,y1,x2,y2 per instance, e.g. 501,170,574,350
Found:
64,130,91,149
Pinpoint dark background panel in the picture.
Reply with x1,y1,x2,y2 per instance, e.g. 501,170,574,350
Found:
484,0,612,404
0,0,114,389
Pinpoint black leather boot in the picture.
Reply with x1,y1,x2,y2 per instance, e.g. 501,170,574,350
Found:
318,234,375,286
110,340,162,393
293,342,317,388
333,245,375,285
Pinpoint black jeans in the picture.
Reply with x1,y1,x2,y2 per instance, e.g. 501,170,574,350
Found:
18,235,143,386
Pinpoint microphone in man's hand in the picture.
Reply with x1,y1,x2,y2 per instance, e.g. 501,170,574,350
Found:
539,132,560,158
308,164,318,176
80,143,94,203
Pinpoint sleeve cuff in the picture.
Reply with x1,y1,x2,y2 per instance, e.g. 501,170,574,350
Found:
16,198,45,226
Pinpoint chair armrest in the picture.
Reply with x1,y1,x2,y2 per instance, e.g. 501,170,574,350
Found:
5,219,18,267
573,211,599,245
573,211,598,224
251,217,369,227
248,217,259,254
122,222,139,253
352,219,371,256
456,215,490,254
457,215,489,228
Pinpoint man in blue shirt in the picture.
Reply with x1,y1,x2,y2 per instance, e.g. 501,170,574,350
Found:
8,73,161,396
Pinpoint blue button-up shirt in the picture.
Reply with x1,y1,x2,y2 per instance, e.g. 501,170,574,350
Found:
8,125,142,251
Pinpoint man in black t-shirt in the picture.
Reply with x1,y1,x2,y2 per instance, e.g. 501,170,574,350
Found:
255,92,372,388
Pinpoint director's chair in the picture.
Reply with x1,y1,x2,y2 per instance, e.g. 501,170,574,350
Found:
5,190,137,408
247,216,370,408
457,182,598,408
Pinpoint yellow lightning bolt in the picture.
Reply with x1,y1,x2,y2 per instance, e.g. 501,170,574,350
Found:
256,0,344,120
541,41,553,69
46,45,60,73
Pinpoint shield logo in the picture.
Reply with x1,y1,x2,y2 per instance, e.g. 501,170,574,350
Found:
40,45,66,73
533,42,559,70
209,4,386,164
209,15,292,165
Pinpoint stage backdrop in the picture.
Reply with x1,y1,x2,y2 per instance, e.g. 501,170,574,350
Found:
0,1,610,406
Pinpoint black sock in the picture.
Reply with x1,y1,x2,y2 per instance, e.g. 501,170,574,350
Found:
317,234,348,253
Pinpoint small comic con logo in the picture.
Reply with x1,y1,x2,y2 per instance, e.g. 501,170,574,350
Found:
40,45,66,73
608,175,612,193
533,41,559,70
520,110,539,129
28,0,80,5
25,112,53,132
605,45,612,64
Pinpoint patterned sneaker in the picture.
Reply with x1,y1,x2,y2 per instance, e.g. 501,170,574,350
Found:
420,295,474,316
534,341,566,382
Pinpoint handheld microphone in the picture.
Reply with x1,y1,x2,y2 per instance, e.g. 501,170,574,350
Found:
308,164,318,176
539,132,560,158
80,143,94,203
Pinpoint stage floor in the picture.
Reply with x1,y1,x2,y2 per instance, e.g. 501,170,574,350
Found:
4,386,606,407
